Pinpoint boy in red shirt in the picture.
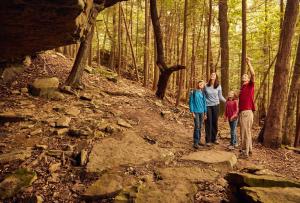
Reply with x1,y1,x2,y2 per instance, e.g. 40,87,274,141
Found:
224,91,239,149
239,57,255,158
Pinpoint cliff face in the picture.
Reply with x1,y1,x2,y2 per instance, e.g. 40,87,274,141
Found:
0,0,121,62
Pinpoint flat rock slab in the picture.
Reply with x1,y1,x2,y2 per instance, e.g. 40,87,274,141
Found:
241,187,300,203
135,180,197,203
181,150,237,169
83,172,137,199
157,167,219,182
226,172,300,188
0,112,31,123
86,132,173,172
0,150,32,164
0,168,37,199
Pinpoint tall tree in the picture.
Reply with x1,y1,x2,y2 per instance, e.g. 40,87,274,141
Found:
218,0,229,113
263,0,299,148
176,0,188,106
206,0,213,80
283,36,300,145
150,0,185,99
143,0,150,87
241,0,247,84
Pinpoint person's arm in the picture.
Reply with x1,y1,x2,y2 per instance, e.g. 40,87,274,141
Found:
203,92,207,120
246,57,255,82
189,91,195,117
218,86,226,103
230,100,239,120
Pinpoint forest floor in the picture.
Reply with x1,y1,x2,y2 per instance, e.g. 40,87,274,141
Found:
0,51,299,203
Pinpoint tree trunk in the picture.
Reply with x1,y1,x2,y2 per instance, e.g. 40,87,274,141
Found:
176,0,188,106
143,0,150,87
65,25,95,88
294,91,300,147
241,0,247,84
263,0,299,148
110,7,117,70
150,0,185,99
219,0,229,114
283,36,300,145
88,26,94,67
206,0,212,80
120,5,139,82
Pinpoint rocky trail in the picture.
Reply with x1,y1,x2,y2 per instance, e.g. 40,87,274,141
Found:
0,51,299,203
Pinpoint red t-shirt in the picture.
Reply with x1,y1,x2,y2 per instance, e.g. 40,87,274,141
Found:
225,99,239,120
239,81,255,112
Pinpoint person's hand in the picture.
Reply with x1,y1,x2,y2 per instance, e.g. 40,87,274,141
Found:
192,113,195,119
246,57,252,64
224,116,227,122
203,114,207,120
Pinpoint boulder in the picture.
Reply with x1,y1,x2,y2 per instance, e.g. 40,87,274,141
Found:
241,187,300,203
1,65,24,83
28,77,59,98
83,173,137,199
181,150,237,169
226,172,300,188
55,116,71,128
0,168,37,199
0,149,31,164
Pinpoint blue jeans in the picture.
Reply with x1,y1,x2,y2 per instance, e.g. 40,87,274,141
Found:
229,119,238,145
194,113,203,145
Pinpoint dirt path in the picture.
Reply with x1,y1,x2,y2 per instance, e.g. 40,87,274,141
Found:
0,52,299,202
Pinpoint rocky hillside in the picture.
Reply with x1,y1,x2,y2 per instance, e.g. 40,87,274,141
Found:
0,51,299,202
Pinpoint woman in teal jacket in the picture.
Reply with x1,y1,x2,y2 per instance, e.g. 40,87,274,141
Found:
189,80,207,149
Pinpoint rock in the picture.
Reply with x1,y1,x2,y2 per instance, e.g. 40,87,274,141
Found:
20,87,29,93
156,167,219,182
0,150,31,164
83,173,136,199
80,94,93,101
1,65,24,83
11,90,20,94
55,128,69,135
117,119,132,128
84,66,93,73
0,168,37,199
160,111,172,118
35,144,48,150
28,77,59,98
225,172,300,188
241,187,300,203
49,91,65,100
49,162,61,173
68,128,90,137
136,180,197,203
80,150,88,166
181,150,237,169
0,112,30,123
55,116,71,128
65,107,81,117
86,132,171,172
30,128,42,136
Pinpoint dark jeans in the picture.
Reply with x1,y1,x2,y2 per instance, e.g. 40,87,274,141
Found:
193,113,203,145
229,119,238,145
205,105,219,143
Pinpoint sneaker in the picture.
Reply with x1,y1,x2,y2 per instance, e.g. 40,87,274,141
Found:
213,140,220,145
249,151,253,156
228,145,234,150
198,142,205,146
206,143,212,147
239,153,249,159
234,143,239,148
193,144,199,149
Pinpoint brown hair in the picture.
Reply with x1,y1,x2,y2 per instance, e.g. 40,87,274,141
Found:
207,73,219,89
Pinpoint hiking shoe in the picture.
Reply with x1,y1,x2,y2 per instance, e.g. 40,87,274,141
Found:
213,140,220,145
249,151,253,156
228,145,234,150
234,144,239,148
239,152,249,159
198,142,205,146
193,144,199,149
206,143,212,147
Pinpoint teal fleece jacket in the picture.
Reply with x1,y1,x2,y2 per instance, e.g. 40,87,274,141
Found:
189,89,207,113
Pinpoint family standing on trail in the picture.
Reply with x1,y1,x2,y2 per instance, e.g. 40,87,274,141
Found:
189,57,255,158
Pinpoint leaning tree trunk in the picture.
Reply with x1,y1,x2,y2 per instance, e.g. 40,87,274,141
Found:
295,92,300,147
263,0,299,148
219,0,229,114
150,0,185,99
283,36,300,145
206,0,213,80
65,25,95,88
